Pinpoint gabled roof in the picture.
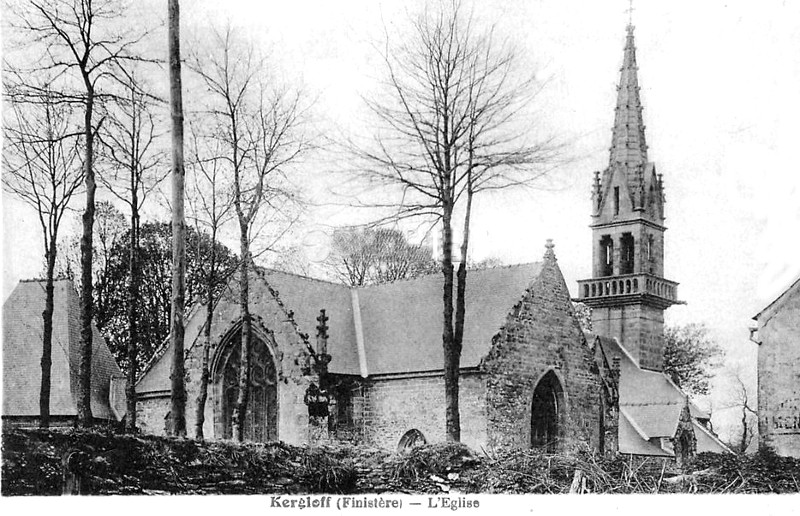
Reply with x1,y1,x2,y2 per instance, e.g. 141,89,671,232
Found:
753,273,800,321
2,279,124,420
356,263,542,375
137,262,545,393
593,334,730,455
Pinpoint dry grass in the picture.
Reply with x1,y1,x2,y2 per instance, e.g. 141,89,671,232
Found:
3,428,799,495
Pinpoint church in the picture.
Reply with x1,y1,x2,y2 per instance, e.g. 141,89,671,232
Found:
135,23,729,457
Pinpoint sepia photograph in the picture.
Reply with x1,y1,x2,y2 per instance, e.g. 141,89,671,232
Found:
1,0,799,508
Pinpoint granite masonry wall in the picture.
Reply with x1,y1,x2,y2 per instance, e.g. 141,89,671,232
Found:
356,373,488,451
482,251,606,453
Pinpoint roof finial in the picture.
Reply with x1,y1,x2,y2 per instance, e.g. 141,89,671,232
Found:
544,239,556,262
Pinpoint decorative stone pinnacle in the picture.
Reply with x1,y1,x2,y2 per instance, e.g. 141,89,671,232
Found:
316,309,329,340
316,309,329,357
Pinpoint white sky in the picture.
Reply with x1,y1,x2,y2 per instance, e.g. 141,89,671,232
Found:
3,0,799,436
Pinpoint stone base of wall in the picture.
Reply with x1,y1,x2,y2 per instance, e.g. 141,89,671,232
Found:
359,373,487,451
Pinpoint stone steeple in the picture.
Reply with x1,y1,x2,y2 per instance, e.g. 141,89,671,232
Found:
577,23,681,372
609,25,648,170
594,24,665,226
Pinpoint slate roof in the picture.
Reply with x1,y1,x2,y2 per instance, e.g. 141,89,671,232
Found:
355,263,541,375
261,269,361,376
593,334,730,455
137,263,543,393
2,279,124,420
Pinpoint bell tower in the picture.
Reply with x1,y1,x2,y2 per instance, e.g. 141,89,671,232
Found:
577,24,681,372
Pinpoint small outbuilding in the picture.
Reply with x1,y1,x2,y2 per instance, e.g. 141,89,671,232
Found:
752,275,800,457
2,279,125,427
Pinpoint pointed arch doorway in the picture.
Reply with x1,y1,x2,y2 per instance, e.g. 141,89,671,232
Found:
530,371,564,452
214,329,278,442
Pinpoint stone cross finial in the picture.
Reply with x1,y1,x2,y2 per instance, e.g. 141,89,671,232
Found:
626,0,635,27
544,239,556,261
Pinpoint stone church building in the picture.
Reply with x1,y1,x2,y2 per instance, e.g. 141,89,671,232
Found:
137,245,617,453
136,24,729,457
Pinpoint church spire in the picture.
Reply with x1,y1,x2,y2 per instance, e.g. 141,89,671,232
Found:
609,24,648,169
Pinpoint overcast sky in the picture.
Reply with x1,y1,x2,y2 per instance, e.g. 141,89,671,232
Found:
3,0,799,435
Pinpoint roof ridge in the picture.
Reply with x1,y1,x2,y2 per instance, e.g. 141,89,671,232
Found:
255,265,347,288
355,261,543,290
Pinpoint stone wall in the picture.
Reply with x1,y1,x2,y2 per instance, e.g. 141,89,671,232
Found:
592,303,665,371
757,284,800,457
137,395,171,436
482,250,605,453
356,373,487,451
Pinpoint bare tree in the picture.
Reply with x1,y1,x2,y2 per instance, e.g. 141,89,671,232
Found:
722,368,758,454
185,127,236,439
2,83,83,428
354,0,559,440
168,0,188,437
54,201,127,313
11,0,152,427
99,72,166,433
326,227,437,286
191,25,310,441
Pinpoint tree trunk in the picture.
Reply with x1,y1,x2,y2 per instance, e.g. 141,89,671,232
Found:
451,186,473,441
77,86,96,428
441,207,460,442
168,0,187,437
232,223,251,442
39,239,57,428
739,409,748,454
194,301,213,439
125,202,139,433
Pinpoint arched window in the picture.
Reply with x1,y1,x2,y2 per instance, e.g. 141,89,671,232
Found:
398,429,427,453
214,330,278,442
530,371,565,453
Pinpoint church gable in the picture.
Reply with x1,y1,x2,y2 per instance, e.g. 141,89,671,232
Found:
136,270,317,442
481,243,604,452
137,270,316,396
